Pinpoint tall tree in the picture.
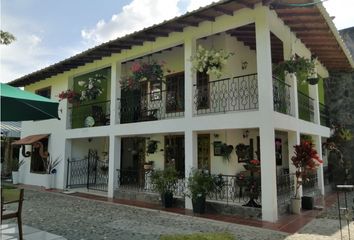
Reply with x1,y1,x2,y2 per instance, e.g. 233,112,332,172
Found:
0,30,16,45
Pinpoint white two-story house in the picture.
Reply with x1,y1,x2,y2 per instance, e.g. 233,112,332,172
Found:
9,0,353,222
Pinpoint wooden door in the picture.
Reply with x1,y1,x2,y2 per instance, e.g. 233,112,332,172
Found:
198,134,210,171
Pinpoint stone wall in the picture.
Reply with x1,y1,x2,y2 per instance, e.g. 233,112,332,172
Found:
325,71,354,183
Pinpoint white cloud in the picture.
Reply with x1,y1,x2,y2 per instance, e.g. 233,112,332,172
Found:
0,15,84,83
323,0,354,30
81,0,183,44
186,0,214,12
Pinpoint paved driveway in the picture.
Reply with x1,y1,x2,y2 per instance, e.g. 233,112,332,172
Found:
3,189,353,240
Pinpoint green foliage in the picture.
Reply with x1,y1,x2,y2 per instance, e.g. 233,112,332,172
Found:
11,159,25,171
187,169,216,199
0,30,16,45
273,56,315,83
44,157,61,174
150,166,178,194
160,232,234,240
147,140,159,154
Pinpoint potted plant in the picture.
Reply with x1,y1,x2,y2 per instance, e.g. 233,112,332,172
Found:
11,159,25,184
191,45,233,78
186,169,216,214
146,140,159,155
43,157,61,189
150,166,178,208
290,141,323,214
220,144,233,161
78,74,105,101
58,89,81,104
120,61,168,90
273,56,315,84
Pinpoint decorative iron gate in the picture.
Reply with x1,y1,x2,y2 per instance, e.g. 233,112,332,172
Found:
66,149,108,192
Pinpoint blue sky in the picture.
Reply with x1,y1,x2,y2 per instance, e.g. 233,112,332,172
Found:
1,0,353,83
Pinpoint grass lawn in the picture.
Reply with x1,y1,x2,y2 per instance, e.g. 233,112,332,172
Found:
160,232,234,240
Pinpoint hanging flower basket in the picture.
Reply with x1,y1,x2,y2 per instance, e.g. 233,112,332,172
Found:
273,56,315,84
191,45,234,78
58,90,81,104
120,61,168,90
78,74,106,101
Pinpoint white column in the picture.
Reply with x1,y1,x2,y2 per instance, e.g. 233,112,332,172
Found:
308,84,320,124
110,62,122,125
184,129,198,209
288,131,301,197
285,74,299,118
313,135,324,195
108,136,121,198
63,139,72,189
184,37,197,119
255,5,278,222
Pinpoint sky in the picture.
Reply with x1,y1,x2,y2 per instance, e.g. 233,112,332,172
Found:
1,0,353,83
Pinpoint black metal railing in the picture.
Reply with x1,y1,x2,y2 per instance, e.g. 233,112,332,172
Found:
302,173,320,196
193,74,258,115
319,103,330,127
207,174,261,205
273,77,293,116
66,149,108,192
277,173,295,207
116,169,185,197
118,90,184,124
298,92,314,122
68,100,110,129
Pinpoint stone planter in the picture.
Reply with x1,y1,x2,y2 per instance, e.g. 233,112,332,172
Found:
192,195,206,214
291,198,301,214
12,171,19,184
42,174,54,189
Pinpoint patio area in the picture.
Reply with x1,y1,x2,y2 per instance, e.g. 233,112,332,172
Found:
1,185,353,240
1,224,66,240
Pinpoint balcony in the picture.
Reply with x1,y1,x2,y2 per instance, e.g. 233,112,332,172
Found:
118,89,184,124
298,92,315,123
193,73,259,115
273,77,293,116
68,100,111,129
319,103,330,127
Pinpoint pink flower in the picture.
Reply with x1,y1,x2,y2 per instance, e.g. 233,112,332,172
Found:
131,62,141,72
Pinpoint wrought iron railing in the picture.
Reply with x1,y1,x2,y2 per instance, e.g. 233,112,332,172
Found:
66,150,109,192
273,77,293,116
68,100,110,129
118,89,184,124
116,170,262,205
298,92,314,122
116,169,185,197
193,74,258,115
277,173,295,207
206,174,261,205
319,103,330,127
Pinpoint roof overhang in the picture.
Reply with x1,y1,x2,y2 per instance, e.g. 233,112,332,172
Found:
12,134,49,145
8,0,353,87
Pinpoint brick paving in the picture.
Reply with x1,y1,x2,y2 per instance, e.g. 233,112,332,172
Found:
3,188,354,240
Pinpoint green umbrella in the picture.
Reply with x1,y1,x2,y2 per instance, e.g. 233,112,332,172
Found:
1,83,59,121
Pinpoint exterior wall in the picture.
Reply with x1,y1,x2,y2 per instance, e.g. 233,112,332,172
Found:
16,4,335,221
71,137,108,161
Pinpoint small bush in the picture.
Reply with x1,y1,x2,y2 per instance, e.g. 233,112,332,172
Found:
160,232,235,240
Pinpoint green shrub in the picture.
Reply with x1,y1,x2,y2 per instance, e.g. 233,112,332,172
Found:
160,232,234,240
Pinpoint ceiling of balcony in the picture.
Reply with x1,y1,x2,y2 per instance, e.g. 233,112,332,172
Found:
9,0,352,87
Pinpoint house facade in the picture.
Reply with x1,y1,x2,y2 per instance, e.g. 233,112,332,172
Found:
10,1,353,222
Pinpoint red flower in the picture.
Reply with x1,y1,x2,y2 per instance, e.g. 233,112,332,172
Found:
250,159,260,165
